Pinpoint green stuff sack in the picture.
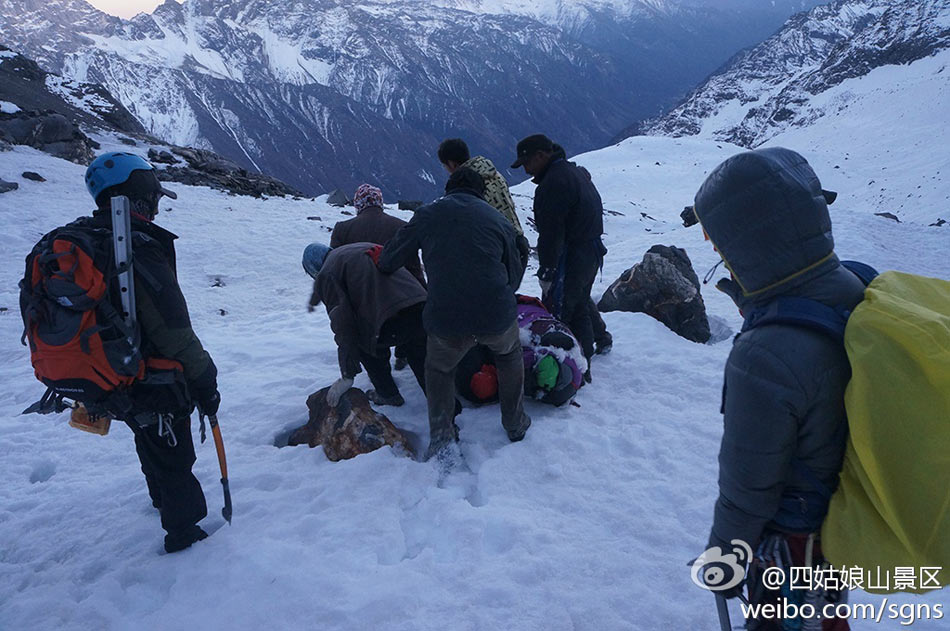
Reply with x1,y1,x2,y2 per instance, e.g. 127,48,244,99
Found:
821,271,950,592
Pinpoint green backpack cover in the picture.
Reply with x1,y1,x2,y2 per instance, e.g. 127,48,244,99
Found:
821,271,950,592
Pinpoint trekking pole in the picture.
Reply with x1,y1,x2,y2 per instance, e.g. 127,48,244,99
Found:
715,594,732,631
208,415,232,524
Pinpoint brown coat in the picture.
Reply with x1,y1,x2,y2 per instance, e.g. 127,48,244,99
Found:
315,243,427,378
310,206,425,306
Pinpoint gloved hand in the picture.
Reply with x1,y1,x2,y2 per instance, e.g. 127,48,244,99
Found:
327,377,354,406
196,389,221,418
539,279,552,296
365,245,384,266
308,303,316,313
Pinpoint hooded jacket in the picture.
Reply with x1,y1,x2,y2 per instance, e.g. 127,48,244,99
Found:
695,148,866,551
315,243,427,379
461,156,523,235
378,189,525,337
531,146,605,281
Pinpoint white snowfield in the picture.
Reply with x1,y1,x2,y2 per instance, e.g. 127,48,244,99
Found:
0,123,947,630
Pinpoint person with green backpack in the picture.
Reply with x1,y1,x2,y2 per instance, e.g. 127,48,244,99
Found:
692,147,865,630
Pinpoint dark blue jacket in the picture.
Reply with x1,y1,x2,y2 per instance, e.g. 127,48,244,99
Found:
378,189,525,337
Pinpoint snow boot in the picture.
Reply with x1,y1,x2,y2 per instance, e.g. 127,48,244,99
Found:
595,332,613,355
367,390,405,407
506,414,532,443
164,525,208,554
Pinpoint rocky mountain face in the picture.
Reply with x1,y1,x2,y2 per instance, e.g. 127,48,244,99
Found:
0,0,823,198
637,0,950,147
0,45,303,198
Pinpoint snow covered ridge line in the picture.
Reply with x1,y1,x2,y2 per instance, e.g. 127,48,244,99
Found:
640,0,950,148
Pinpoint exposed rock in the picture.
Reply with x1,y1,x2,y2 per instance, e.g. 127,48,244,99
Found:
156,146,303,198
930,218,946,227
0,46,145,136
598,245,711,344
288,388,413,461
0,179,19,193
875,212,901,223
0,111,95,164
21,171,45,182
147,148,178,165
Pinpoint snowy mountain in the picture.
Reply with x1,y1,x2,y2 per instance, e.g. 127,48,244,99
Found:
0,0,823,198
638,0,950,153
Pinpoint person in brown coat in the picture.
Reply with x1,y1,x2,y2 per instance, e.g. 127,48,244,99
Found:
303,241,427,407
309,184,424,310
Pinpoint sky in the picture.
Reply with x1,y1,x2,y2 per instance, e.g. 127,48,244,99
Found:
85,0,182,19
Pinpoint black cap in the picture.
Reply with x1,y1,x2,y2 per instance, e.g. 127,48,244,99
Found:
511,134,554,168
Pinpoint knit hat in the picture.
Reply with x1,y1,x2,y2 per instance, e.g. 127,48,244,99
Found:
353,184,383,212
535,355,559,391
470,364,499,401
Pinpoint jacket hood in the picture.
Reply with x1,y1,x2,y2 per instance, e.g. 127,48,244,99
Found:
695,147,835,300
462,155,499,178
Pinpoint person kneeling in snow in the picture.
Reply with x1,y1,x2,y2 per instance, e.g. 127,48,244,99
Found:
456,295,585,407
694,148,861,630
303,241,427,408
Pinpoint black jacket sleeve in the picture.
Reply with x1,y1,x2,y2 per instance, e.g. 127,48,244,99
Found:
708,336,802,551
533,174,576,277
315,273,362,379
133,237,217,399
378,213,423,275
503,226,526,293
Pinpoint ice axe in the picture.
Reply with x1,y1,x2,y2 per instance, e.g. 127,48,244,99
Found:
201,414,232,524
715,593,731,631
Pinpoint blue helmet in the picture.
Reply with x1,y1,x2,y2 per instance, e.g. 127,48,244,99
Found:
84,152,156,202
302,243,332,278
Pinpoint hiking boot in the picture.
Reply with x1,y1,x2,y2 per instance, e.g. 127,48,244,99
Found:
506,414,531,443
595,333,613,355
393,356,408,371
367,390,405,407
164,525,208,553
583,370,592,385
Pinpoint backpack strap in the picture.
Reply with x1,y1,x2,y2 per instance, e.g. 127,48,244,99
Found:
741,297,850,342
841,260,879,286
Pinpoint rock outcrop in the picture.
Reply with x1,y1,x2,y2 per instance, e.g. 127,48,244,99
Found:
287,388,414,461
0,111,96,164
598,245,711,343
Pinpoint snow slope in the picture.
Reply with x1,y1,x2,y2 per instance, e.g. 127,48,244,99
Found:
0,131,947,630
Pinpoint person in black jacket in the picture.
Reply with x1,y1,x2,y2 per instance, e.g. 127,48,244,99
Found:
84,153,219,553
376,168,531,459
511,135,612,377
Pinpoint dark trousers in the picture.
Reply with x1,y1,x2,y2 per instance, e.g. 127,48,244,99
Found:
589,299,610,346
426,321,527,443
746,533,850,631
360,304,427,398
129,414,207,536
547,242,605,362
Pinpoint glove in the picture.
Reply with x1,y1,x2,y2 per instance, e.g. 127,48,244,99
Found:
196,389,221,418
326,377,354,406
308,303,316,313
539,279,552,296
365,245,384,267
